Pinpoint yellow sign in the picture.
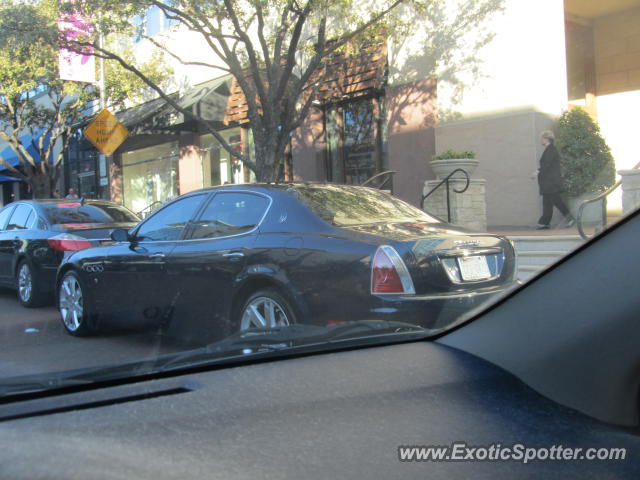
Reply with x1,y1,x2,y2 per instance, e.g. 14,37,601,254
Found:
83,109,129,156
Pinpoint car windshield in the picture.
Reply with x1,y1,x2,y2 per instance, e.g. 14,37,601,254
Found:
292,184,439,226
42,203,140,225
0,0,637,404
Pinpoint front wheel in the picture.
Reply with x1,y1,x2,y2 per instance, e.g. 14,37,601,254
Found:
237,288,297,332
58,271,94,336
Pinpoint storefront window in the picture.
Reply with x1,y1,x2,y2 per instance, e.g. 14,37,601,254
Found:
65,131,104,199
201,128,251,186
326,97,384,185
122,143,178,214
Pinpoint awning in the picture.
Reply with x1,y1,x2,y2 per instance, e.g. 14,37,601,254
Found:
0,175,21,182
0,130,53,172
108,75,232,139
153,75,233,132
170,75,232,124
116,96,173,131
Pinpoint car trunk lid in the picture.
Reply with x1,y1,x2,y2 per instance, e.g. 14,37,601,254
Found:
343,222,516,294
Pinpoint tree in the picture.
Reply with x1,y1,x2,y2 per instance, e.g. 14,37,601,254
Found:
556,107,616,196
0,0,171,198
62,0,502,183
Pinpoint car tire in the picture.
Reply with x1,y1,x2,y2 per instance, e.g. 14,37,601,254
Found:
57,270,95,337
237,288,297,332
16,259,46,308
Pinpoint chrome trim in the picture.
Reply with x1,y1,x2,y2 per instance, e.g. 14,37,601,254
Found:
372,283,513,301
371,245,416,295
223,252,245,258
83,264,104,273
128,190,273,245
9,203,38,231
436,247,502,258
441,251,505,284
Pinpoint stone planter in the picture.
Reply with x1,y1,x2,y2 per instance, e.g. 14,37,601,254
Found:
423,178,487,231
564,193,605,225
618,169,640,215
430,158,479,179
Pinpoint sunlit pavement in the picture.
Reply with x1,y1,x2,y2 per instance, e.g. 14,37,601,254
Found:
0,288,199,380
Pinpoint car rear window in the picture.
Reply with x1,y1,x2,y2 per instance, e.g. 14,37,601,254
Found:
292,185,440,226
43,203,140,225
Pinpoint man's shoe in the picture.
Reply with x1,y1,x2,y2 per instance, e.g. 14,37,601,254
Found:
536,224,550,230
564,217,576,228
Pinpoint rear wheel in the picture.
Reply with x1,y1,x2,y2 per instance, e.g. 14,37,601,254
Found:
58,271,94,336
16,260,46,308
237,288,297,332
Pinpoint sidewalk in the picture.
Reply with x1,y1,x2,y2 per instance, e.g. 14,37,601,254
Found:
486,225,587,282
487,226,584,237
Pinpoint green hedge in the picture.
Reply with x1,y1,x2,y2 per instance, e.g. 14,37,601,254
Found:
556,107,615,196
432,149,476,161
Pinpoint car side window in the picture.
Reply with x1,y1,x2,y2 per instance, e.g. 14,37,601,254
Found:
0,206,14,230
135,194,205,242
189,192,269,240
6,205,34,230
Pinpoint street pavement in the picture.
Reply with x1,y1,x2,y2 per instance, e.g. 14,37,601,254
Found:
0,287,200,381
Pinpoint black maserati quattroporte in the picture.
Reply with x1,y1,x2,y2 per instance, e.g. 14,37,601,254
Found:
56,184,517,337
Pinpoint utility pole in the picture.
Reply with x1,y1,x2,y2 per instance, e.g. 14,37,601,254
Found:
98,31,106,111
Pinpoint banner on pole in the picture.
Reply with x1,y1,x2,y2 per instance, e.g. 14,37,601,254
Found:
58,9,95,84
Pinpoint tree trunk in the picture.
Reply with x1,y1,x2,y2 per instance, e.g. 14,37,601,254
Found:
29,171,56,199
252,131,287,183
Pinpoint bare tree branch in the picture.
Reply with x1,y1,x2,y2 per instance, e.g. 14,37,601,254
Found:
142,34,232,71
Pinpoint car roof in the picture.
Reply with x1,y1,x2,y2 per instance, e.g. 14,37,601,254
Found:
11,199,126,208
193,182,378,195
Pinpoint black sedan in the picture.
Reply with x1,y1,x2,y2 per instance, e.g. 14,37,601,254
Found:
56,184,517,337
0,199,139,307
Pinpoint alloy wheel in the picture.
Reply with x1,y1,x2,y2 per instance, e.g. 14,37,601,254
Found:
17,263,33,303
59,274,84,332
240,296,291,331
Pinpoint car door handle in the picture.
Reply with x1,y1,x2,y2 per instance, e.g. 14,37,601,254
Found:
222,252,245,259
149,253,166,259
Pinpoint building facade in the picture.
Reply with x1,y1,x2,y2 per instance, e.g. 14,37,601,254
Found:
48,0,640,227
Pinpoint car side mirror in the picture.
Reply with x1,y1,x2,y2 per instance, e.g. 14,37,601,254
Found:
110,228,130,243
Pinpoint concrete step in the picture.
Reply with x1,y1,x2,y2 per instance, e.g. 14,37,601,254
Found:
517,265,546,282
507,234,585,282
516,250,567,267
508,235,584,252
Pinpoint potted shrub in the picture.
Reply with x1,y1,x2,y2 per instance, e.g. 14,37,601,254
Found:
430,149,479,179
556,107,615,221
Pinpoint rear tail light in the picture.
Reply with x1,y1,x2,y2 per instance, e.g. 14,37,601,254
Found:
371,246,416,295
48,233,93,251
327,320,347,326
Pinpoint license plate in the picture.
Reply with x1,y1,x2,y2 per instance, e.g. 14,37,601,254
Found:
457,255,491,281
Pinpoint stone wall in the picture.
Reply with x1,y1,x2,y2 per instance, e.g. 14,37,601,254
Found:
619,169,640,215
435,109,556,228
593,6,640,96
423,178,487,232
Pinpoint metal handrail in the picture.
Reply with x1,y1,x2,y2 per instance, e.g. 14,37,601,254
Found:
136,200,163,219
576,161,640,240
420,168,470,223
360,170,397,192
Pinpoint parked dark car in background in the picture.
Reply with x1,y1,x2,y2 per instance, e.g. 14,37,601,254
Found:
56,184,517,337
0,199,139,307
